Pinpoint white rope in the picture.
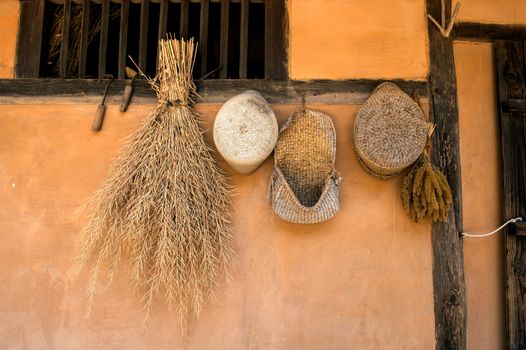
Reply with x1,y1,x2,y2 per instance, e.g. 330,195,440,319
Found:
461,217,523,238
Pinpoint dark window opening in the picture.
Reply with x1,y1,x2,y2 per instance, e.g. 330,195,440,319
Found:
19,0,285,80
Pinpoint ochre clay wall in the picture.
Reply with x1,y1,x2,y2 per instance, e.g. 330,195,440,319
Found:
0,104,434,349
0,0,18,78
1,0,524,349
454,42,505,350
288,0,429,80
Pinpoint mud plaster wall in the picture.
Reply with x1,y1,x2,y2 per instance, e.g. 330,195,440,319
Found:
455,41,505,350
1,0,524,348
0,0,18,78
288,0,429,80
0,104,434,349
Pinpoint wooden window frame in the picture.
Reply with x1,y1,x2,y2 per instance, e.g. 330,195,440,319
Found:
14,0,289,80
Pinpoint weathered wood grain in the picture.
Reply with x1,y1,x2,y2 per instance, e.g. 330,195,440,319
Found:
454,22,526,42
0,78,427,105
426,0,466,349
496,40,526,350
15,0,45,78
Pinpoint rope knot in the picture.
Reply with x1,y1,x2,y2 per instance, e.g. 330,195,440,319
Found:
163,99,188,108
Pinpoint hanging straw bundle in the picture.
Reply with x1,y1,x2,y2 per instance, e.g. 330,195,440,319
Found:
72,37,236,334
400,125,452,222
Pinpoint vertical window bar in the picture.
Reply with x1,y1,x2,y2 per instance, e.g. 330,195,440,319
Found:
199,0,210,76
219,0,229,79
264,0,272,78
78,0,91,77
139,0,150,73
180,0,189,38
157,0,169,71
15,0,45,78
59,0,71,78
98,0,110,78
239,0,249,78
118,0,130,79
265,0,287,79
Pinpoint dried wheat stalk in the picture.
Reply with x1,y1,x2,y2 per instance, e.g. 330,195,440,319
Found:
72,37,236,334
401,152,452,222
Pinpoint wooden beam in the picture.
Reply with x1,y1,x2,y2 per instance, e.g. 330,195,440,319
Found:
98,0,110,78
426,0,466,349
496,40,526,350
78,0,91,77
118,0,130,79
0,78,428,104
59,0,72,78
219,0,229,79
15,0,45,78
454,22,526,42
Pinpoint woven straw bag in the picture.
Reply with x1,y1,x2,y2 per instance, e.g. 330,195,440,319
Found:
269,107,343,224
354,82,428,179
214,90,278,174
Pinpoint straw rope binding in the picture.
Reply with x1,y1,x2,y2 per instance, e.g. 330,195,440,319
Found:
269,107,342,224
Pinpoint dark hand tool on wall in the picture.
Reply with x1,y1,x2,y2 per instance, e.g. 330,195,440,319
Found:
120,67,138,112
92,75,114,132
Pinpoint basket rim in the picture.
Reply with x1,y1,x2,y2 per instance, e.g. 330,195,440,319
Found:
271,166,340,211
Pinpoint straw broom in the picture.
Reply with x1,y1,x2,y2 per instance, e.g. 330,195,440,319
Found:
72,37,236,334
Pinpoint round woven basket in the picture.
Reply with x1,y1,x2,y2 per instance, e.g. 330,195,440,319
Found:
214,90,278,175
269,107,343,224
354,82,427,179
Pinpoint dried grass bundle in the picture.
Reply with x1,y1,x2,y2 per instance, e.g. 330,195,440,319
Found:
72,37,236,334
48,5,119,76
401,152,452,222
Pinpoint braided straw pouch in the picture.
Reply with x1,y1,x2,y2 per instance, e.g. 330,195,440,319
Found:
269,107,343,224
214,90,278,174
354,82,427,179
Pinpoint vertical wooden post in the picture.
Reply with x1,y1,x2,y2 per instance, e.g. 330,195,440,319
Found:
264,0,288,79
59,0,72,78
239,0,249,78
426,0,466,349
78,0,91,77
496,40,526,350
199,0,210,76
219,0,230,79
180,0,189,38
156,0,169,71
118,0,130,79
139,0,150,73
98,0,110,78
16,0,45,78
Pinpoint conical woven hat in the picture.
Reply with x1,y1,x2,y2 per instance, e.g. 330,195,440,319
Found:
354,82,427,179
269,107,342,224
214,90,278,174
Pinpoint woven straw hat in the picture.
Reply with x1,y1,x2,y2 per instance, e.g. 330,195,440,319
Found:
354,82,427,179
214,90,278,174
269,107,343,224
